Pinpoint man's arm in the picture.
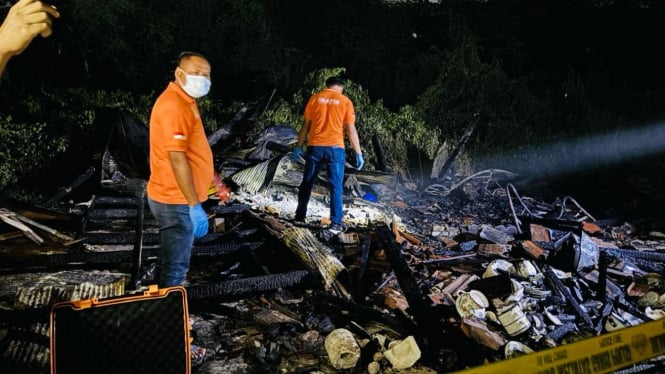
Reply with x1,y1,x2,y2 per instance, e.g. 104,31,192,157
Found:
0,0,59,76
346,123,362,155
295,118,311,148
169,151,200,206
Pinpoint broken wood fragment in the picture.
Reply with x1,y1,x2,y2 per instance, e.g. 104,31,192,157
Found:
44,166,96,207
477,243,511,258
247,209,289,238
0,231,24,242
12,214,75,243
0,209,44,245
529,224,551,242
398,229,422,246
520,240,548,260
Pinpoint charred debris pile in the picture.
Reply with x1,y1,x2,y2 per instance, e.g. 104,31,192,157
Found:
1,108,665,373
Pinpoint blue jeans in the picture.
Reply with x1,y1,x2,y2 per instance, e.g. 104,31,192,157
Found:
295,146,346,225
147,198,194,287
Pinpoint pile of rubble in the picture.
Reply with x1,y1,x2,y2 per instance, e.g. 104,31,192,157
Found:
186,154,665,373
1,141,665,373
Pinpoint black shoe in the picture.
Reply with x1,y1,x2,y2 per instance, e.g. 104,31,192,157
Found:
328,223,345,234
293,216,307,227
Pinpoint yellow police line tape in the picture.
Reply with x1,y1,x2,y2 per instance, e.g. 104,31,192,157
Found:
454,318,665,374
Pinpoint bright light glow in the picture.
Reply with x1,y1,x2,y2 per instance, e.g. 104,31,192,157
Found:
483,122,665,178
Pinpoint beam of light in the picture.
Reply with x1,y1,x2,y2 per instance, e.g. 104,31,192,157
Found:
482,122,665,179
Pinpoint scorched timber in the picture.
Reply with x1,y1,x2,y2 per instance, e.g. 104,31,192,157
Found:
192,241,264,257
92,196,147,207
81,232,228,245
82,232,159,245
602,246,665,263
186,270,312,299
0,242,264,270
544,266,595,330
89,208,153,220
209,204,252,215
377,226,442,360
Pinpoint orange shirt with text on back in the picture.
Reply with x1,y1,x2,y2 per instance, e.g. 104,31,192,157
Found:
147,82,213,204
304,88,356,148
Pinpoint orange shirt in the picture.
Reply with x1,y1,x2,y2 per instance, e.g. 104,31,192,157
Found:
147,82,213,204
304,88,355,148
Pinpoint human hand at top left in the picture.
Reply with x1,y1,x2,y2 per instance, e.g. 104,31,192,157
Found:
0,0,60,57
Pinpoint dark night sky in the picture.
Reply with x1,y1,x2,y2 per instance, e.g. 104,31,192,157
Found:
5,0,665,121
468,0,665,122
4,1,661,133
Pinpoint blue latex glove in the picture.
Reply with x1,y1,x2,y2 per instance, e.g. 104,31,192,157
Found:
355,153,364,170
292,146,303,161
189,204,209,238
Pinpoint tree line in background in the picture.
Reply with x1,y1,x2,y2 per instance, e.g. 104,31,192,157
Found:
0,0,663,201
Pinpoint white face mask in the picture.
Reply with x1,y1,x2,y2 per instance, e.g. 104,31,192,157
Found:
179,74,211,99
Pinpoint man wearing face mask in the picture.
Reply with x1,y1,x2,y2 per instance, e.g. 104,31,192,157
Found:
147,51,213,290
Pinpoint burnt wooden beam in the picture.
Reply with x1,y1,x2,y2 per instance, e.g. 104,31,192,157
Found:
0,251,136,270
209,204,252,215
435,122,475,181
194,232,229,244
91,196,147,207
129,185,146,290
371,134,387,172
602,246,665,263
82,232,159,245
44,166,96,207
234,228,260,239
376,226,442,366
519,216,583,234
0,242,263,270
79,196,95,235
377,226,431,320
82,232,227,245
313,292,408,336
193,242,264,257
89,208,153,220
358,236,371,280
544,266,595,331
186,270,311,299
596,251,608,302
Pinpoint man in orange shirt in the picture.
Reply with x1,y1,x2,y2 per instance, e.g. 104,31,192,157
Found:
292,76,363,233
147,51,213,288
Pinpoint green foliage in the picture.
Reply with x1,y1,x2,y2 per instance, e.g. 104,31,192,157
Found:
22,88,153,127
196,97,229,132
0,115,66,192
415,14,560,175
0,87,154,199
261,99,298,126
